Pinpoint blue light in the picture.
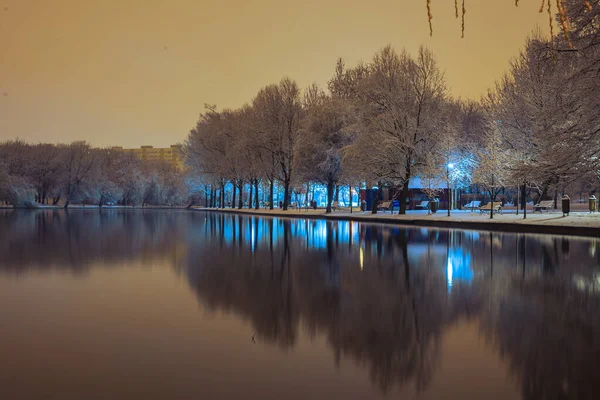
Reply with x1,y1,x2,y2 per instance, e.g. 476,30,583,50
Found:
447,259,453,292
446,248,473,292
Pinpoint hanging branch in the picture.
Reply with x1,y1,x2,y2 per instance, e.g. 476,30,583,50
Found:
556,0,573,48
547,0,555,52
427,0,433,36
424,0,588,47
461,0,466,38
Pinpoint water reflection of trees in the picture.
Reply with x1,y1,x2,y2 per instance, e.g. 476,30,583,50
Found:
186,217,452,392
3,210,599,398
185,214,600,397
479,275,600,400
0,210,189,272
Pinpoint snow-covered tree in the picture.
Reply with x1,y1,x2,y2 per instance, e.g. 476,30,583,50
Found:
252,78,303,210
295,85,355,213
333,45,447,214
418,152,443,215
472,123,513,219
59,141,98,208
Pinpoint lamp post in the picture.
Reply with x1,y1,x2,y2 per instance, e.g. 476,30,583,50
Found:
447,163,454,217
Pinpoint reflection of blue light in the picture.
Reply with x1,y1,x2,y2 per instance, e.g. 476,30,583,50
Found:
223,221,233,245
303,220,328,249
447,259,453,292
446,248,473,292
467,231,480,241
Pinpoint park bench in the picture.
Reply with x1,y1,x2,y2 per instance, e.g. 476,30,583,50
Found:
463,200,481,212
262,201,270,209
415,200,429,210
302,200,317,211
377,201,393,213
533,200,554,213
289,202,297,209
479,202,503,214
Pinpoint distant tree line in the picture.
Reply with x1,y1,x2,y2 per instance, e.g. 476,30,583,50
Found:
184,0,600,217
0,141,189,208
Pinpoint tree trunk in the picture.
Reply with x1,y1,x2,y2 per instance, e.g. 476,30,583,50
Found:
521,183,527,220
400,157,412,215
540,178,552,201
306,182,310,207
254,179,260,210
231,184,236,208
326,181,334,214
248,179,253,210
349,185,353,214
220,182,225,208
237,182,243,209
371,182,382,214
334,184,340,203
400,180,409,215
269,179,274,210
283,180,290,210
490,174,495,220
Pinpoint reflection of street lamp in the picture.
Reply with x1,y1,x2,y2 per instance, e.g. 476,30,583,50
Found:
447,163,454,216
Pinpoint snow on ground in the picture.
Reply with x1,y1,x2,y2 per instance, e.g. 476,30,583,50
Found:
192,207,600,229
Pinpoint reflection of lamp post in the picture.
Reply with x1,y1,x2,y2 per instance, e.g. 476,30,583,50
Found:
447,163,454,217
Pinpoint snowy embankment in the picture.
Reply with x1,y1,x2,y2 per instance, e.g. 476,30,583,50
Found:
191,207,600,238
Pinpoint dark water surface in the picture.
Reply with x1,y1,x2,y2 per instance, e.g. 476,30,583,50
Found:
1,210,599,400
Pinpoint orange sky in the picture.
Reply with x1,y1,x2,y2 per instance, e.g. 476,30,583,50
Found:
0,0,548,148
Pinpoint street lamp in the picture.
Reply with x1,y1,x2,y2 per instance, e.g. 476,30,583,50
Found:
447,163,454,216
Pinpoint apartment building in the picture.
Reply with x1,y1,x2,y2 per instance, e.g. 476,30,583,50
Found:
114,145,184,170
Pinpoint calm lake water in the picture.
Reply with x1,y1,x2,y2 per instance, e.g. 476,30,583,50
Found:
1,210,599,400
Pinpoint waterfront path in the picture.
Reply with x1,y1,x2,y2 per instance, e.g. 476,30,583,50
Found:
191,207,600,238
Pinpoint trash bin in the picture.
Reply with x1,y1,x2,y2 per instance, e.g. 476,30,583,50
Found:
360,200,366,211
311,200,317,210
562,195,570,216
589,195,597,213
430,199,438,213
